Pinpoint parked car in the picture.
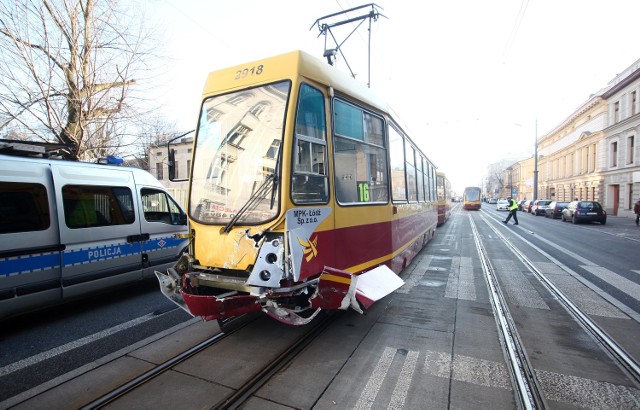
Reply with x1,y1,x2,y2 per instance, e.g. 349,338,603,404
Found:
562,201,607,224
531,199,552,216
518,200,528,211
523,200,533,213
545,201,569,219
496,199,510,211
488,197,497,204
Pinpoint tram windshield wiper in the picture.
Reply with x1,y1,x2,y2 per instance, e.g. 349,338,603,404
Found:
223,173,277,233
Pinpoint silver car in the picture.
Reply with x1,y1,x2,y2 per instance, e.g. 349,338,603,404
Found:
496,199,510,211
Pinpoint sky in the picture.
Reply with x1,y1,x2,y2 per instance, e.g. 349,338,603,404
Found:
141,0,640,194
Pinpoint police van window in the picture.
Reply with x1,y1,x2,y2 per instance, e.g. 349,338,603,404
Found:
63,185,135,229
0,182,50,234
333,99,389,204
141,188,187,225
292,83,329,204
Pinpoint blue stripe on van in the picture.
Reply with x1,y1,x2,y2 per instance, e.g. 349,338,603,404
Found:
62,242,140,266
1,235,187,276
0,252,61,276
143,235,188,253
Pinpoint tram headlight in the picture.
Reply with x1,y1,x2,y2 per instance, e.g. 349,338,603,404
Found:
260,270,272,281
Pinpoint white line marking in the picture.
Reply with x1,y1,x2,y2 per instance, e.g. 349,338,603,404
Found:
388,350,419,410
354,346,395,410
0,313,158,377
581,265,640,301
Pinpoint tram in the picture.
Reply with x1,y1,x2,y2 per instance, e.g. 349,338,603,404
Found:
436,171,451,225
463,186,482,210
156,50,439,326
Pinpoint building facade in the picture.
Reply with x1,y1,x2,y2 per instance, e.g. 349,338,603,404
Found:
147,137,192,208
601,58,640,217
536,96,608,203
503,57,640,220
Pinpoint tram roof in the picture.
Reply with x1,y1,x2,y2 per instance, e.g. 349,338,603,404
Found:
203,50,390,114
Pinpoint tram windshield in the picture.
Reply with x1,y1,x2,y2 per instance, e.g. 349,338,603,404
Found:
189,81,291,225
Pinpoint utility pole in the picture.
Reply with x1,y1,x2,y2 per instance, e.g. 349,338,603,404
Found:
533,119,538,201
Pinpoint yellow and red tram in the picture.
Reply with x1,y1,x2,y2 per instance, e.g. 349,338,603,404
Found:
157,51,438,325
463,186,482,210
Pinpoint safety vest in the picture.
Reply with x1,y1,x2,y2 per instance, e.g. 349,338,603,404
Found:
508,199,518,211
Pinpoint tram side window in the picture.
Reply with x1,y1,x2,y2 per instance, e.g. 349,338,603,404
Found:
63,185,135,229
406,144,417,202
417,157,425,202
292,84,329,204
141,188,187,225
333,100,389,204
0,182,50,234
389,127,407,202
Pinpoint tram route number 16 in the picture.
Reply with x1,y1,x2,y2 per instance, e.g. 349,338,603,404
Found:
357,181,370,202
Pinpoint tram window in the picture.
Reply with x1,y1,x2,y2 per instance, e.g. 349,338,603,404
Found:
63,185,135,229
292,84,328,204
0,182,50,234
389,127,407,202
334,100,389,204
406,145,417,202
417,157,425,202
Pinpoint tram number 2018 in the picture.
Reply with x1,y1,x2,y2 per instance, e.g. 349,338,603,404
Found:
234,65,264,80
357,182,370,202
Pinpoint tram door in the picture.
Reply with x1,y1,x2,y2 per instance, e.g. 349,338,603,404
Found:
290,83,336,277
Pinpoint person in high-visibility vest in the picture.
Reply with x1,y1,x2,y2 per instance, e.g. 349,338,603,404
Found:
503,197,519,225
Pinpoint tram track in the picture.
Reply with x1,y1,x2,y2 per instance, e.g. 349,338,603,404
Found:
80,314,259,410
80,311,338,409
479,213,640,386
468,210,640,408
468,214,544,410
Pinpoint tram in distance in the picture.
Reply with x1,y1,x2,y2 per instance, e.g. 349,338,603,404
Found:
156,50,439,326
436,171,451,226
463,186,482,210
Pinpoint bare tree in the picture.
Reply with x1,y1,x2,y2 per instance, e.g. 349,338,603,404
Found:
0,0,153,160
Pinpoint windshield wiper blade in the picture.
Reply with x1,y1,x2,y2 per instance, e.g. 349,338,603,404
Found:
223,174,276,233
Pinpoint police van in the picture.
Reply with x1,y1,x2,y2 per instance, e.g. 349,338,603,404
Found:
0,143,189,320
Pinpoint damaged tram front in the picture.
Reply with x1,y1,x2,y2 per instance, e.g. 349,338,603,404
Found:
156,52,405,326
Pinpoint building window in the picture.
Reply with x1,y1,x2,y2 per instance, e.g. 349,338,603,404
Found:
611,141,618,167
632,91,637,116
628,135,635,164
156,162,163,180
614,101,620,123
628,184,633,210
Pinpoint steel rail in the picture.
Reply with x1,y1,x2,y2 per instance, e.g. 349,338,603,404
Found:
80,314,256,410
469,215,543,410
214,312,336,410
481,213,640,385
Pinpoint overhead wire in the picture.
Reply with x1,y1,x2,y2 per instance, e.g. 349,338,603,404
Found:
503,0,529,61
